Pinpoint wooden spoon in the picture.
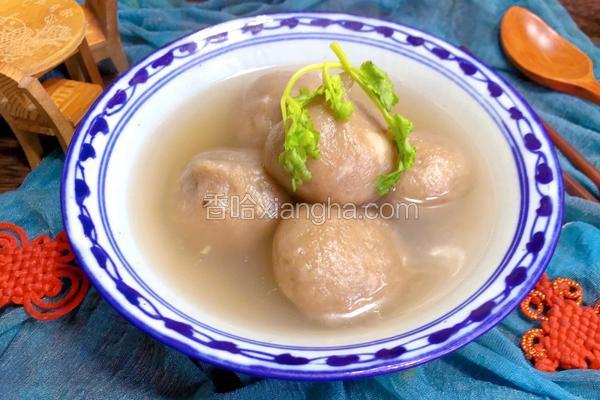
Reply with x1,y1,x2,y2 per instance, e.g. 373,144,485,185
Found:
501,6,600,104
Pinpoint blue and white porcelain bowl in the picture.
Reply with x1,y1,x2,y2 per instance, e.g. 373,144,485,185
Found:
61,13,563,380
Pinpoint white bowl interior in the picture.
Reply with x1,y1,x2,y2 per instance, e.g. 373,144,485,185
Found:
102,39,520,346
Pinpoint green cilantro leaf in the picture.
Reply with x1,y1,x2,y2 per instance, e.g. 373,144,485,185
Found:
357,61,399,112
376,114,415,194
278,43,415,194
322,68,354,121
295,87,323,106
330,42,415,195
279,93,321,191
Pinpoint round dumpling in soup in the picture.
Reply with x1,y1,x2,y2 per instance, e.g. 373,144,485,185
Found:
385,130,471,205
237,71,321,148
264,100,395,204
272,210,404,322
172,148,290,247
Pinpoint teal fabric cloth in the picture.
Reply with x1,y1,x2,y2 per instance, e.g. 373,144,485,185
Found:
1,0,599,398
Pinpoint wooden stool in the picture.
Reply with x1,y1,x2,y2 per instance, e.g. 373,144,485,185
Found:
82,0,129,74
0,63,102,168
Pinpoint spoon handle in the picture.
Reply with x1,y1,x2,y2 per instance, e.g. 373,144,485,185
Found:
542,121,600,189
578,79,600,105
563,171,598,202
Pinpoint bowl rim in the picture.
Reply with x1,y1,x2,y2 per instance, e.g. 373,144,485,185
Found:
61,11,563,380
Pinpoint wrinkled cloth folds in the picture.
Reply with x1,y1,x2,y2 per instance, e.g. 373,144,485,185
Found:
0,0,599,398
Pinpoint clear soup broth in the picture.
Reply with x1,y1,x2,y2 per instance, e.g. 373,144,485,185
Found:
130,68,496,342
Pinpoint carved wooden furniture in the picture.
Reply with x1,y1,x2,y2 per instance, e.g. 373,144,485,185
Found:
0,0,90,77
82,0,129,74
0,63,102,168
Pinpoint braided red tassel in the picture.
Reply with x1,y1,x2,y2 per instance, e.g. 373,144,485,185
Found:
0,222,89,320
520,274,599,371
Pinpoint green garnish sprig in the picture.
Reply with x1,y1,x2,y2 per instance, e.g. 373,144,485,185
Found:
279,61,353,191
279,42,415,195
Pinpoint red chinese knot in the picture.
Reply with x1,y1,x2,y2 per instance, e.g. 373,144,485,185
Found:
0,222,89,320
520,273,600,372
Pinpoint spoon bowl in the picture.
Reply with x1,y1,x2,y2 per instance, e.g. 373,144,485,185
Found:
501,6,600,104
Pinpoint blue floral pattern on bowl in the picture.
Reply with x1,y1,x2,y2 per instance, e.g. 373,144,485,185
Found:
61,13,563,380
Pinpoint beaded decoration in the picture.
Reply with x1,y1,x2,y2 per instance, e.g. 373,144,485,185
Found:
520,273,600,372
0,222,89,320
